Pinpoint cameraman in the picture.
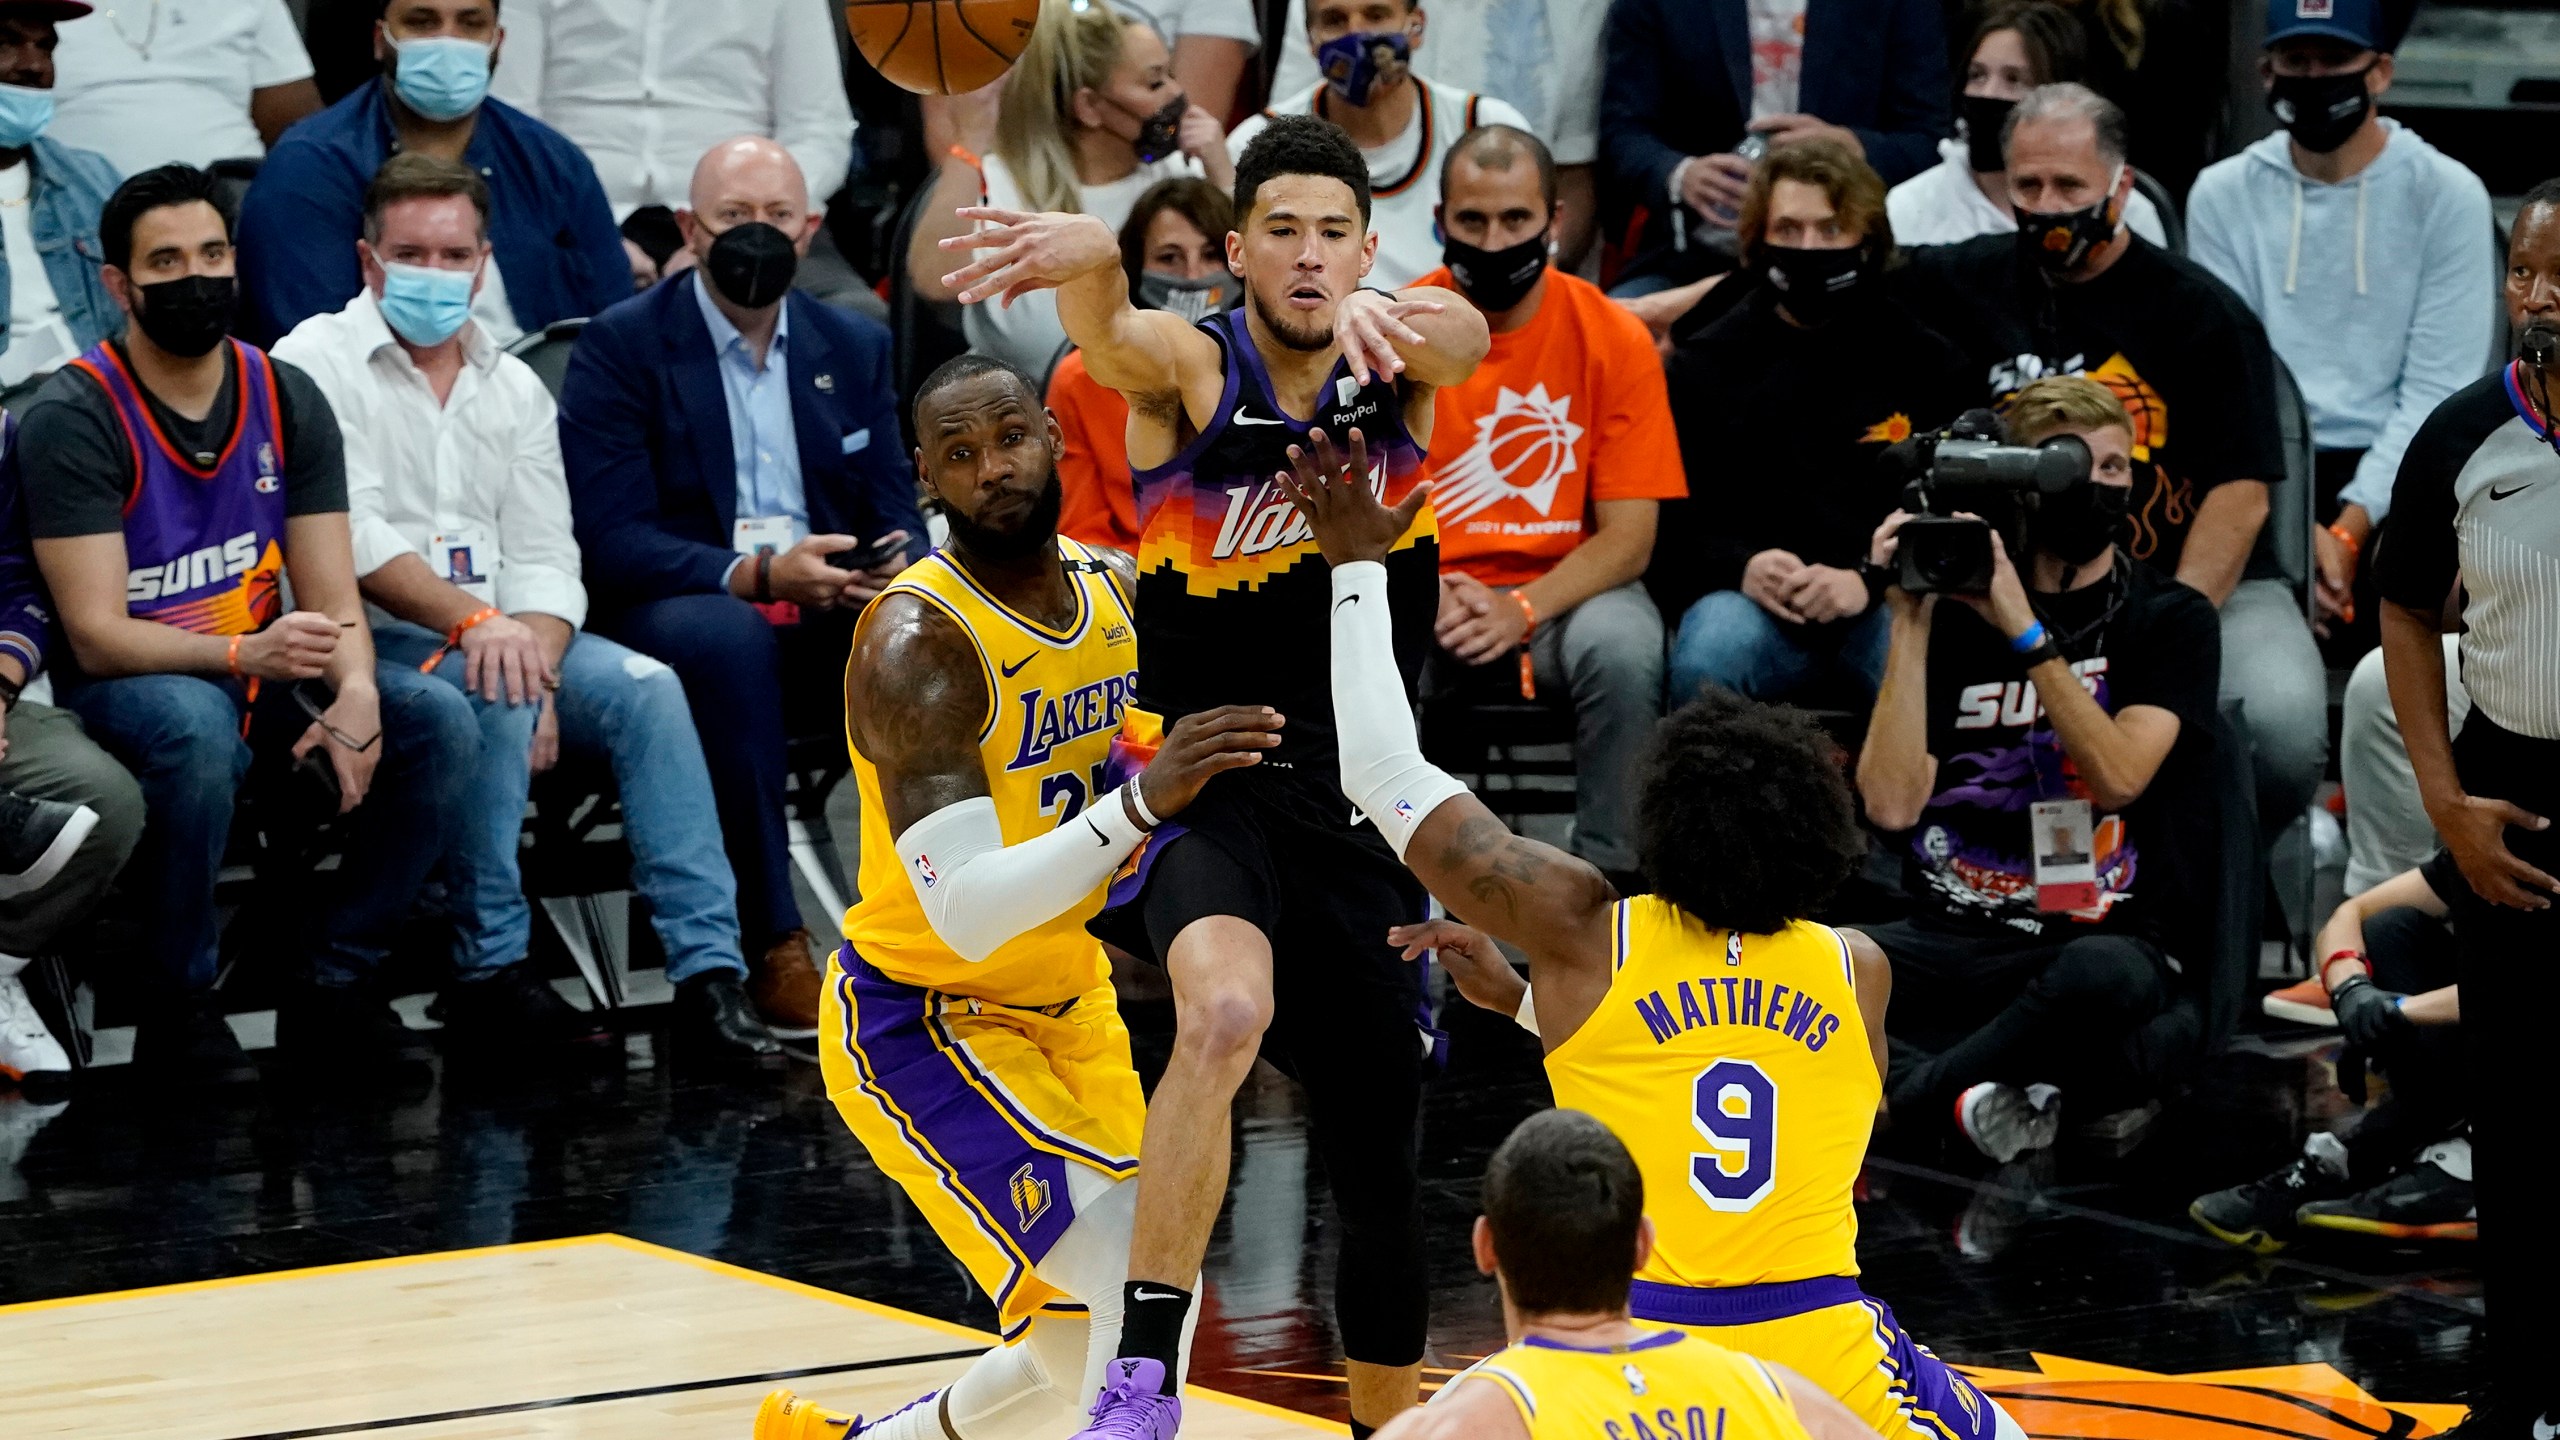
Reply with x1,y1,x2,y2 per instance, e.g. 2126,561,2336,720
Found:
1856,376,2222,1163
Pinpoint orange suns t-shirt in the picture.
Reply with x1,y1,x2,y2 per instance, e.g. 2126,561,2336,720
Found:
1415,266,1688,589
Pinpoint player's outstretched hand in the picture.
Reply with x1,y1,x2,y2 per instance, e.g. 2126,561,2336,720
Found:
1387,917,1525,1015
1137,704,1285,819
1333,288,1444,387
938,207,1119,306
1274,426,1428,568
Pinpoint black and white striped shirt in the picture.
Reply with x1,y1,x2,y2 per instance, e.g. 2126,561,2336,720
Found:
2379,363,2560,740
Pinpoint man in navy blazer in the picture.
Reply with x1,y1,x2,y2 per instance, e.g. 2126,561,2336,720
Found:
1601,0,1948,290
560,138,923,1049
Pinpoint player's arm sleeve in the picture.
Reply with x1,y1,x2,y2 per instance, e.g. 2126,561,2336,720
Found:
1330,560,1471,857
895,792,1150,964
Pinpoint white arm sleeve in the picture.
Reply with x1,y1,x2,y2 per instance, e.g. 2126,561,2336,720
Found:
1330,561,1472,858
896,789,1150,963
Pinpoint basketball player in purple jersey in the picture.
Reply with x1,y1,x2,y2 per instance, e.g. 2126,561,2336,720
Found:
939,114,1488,1440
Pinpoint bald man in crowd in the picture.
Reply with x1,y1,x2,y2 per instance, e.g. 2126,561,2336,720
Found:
559,137,926,1048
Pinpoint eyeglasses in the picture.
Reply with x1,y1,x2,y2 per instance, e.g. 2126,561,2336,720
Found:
293,683,381,753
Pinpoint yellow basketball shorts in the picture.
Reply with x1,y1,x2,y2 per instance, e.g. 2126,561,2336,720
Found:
1637,1276,2001,1440
819,944,1146,1338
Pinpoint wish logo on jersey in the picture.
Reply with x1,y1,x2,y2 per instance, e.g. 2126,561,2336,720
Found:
127,533,285,637
1007,670,1141,771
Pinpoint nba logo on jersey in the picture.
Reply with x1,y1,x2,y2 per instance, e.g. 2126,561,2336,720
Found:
1621,1362,1647,1396
255,443,279,493
1008,1163,1051,1229
914,854,939,889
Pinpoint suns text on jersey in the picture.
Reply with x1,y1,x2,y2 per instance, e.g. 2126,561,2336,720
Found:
1633,976,1840,1053
126,531,263,603
1007,670,1140,771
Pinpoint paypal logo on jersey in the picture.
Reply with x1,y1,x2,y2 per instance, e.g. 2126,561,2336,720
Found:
1008,671,1140,771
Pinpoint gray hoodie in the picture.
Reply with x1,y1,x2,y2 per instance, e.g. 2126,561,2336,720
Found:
2186,118,2494,519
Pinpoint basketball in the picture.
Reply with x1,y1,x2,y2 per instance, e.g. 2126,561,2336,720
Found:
845,0,1042,96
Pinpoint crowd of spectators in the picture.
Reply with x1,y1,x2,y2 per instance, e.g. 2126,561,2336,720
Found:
0,0,2524,1340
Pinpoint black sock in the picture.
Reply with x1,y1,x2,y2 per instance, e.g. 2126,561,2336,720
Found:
1349,1422,1377,1440
1117,1281,1192,1392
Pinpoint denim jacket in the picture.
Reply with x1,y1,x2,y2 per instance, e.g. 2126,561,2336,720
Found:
1,138,121,360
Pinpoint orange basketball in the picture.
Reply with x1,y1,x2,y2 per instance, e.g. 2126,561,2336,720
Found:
847,0,1042,96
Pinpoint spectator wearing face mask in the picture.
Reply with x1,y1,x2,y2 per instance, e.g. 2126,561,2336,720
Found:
1903,83,2323,842
1051,177,1236,552
559,137,925,1051
1654,139,1972,709
912,0,1229,383
1409,124,1683,892
1226,0,1531,289
234,0,628,348
2187,0,2491,658
1886,0,2165,249
0,1,118,397
1265,0,1612,266
1599,0,1947,297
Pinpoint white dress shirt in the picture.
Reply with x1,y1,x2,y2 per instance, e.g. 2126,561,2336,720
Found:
487,0,856,215
51,0,313,175
272,289,589,628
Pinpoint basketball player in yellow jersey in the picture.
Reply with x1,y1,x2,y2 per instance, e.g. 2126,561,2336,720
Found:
1377,1109,1887,1440
1273,432,2023,1440
756,356,1283,1440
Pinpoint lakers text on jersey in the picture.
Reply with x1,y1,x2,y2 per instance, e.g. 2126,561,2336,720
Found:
822,538,1147,1337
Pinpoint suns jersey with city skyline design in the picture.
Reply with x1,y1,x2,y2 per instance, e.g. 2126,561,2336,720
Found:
1127,308,1438,770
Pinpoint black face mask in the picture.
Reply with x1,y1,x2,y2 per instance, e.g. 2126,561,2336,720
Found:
2034,479,2128,565
1443,227,1548,313
1763,244,1868,327
130,273,237,357
2016,175,2122,274
703,221,798,309
2268,67,2374,155
944,471,1063,562
1124,92,1188,164
1961,93,2015,173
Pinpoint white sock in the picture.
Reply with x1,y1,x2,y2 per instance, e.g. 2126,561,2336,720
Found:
864,1319,1087,1440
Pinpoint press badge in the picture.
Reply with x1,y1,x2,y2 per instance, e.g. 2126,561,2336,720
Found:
733,515,799,557
429,528,493,603
2030,798,2098,912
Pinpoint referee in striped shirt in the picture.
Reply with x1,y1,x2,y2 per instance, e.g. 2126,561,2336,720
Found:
2375,184,2560,1440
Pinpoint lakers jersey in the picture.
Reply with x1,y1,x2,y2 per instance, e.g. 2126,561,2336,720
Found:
1128,308,1438,772
842,538,1140,1006
1545,899,1879,1287
1451,1330,1816,1440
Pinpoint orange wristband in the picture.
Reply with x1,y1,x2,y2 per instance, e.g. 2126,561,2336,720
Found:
1510,591,1539,699
419,606,502,673
2326,524,2362,562
226,632,244,678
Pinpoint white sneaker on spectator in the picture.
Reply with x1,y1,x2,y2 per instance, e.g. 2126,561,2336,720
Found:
0,792,94,900
0,1089,68,1203
0,971,69,1083
1956,1081,2062,1164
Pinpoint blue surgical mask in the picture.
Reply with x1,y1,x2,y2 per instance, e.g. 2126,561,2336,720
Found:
1315,28,1411,106
377,260,477,346
0,82,55,149
389,35,493,122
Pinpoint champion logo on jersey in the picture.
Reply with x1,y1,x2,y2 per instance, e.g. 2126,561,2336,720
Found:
914,853,939,888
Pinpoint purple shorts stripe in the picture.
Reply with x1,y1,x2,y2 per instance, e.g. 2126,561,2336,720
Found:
921,999,1138,1178
1861,1296,2001,1440
1629,1275,1867,1326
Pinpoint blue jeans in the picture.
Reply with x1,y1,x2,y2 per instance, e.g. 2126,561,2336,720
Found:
1670,590,1890,707
65,662,477,992
371,623,746,985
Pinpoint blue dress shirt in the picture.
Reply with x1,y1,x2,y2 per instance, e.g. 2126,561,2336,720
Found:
691,272,807,536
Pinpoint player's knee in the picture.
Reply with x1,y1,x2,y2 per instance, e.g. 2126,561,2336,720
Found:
1175,979,1273,1058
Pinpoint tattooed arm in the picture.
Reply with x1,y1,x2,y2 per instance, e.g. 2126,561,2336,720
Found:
847,592,1280,961
1402,799,1621,1046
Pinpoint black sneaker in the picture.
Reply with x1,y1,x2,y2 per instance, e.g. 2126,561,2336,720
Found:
0,792,95,900
276,982,423,1077
134,996,256,1084
440,963,609,1054
2189,1130,2351,1253
2296,1139,2476,1241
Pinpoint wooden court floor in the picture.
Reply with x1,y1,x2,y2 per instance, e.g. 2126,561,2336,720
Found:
0,1234,1328,1439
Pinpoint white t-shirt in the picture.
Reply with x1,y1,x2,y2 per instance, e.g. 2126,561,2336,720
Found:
1266,0,1599,163
959,150,1200,382
1113,0,1264,48
50,0,313,175
1746,0,1808,119
1887,138,2169,249
0,161,79,390
1229,79,1532,289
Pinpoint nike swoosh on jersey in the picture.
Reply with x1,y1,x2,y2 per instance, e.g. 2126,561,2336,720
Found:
1232,410,1288,426
1336,593,1362,610
1000,653,1036,677
2491,483,2535,500
1086,817,1111,846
